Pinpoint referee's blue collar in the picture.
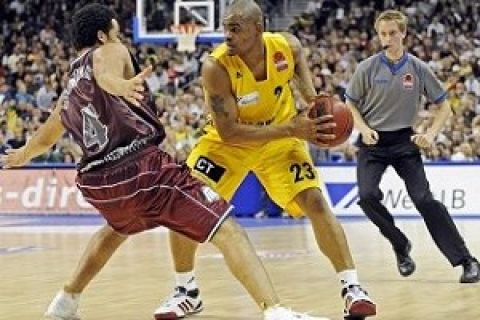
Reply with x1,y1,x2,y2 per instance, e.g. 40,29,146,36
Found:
380,51,408,74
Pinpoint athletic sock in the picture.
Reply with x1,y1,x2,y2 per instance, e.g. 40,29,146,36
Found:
175,271,198,292
338,269,360,288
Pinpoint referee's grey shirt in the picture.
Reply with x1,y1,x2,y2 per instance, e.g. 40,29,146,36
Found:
345,52,448,131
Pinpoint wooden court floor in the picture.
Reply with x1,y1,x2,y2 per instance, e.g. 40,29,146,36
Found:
1,219,479,320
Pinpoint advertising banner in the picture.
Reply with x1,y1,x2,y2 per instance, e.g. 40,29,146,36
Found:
0,164,479,216
0,169,95,215
319,164,480,216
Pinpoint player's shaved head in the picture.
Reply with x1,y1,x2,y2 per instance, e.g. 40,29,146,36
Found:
222,0,264,56
225,0,263,24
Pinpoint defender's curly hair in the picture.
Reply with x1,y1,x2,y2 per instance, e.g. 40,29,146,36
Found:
72,3,116,50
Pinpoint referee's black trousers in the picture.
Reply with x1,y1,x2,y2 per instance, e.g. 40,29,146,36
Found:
356,140,471,266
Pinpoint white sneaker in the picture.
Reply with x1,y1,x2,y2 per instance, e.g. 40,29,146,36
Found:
153,286,203,319
264,306,330,320
44,290,81,320
342,285,376,318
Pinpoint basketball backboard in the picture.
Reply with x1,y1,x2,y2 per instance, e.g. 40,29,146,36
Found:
134,0,226,45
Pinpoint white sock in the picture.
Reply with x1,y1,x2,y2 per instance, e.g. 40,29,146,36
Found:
338,269,360,288
175,271,197,291
62,288,81,300
263,304,281,314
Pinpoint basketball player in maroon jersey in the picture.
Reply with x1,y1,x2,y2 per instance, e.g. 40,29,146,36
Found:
1,4,329,320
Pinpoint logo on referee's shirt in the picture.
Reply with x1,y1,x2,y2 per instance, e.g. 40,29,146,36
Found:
402,73,414,89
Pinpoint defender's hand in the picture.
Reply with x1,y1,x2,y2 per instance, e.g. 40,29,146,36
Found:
122,65,152,107
0,147,29,169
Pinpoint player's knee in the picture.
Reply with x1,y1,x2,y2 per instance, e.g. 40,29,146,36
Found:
296,188,333,218
296,188,325,209
96,225,127,248
211,217,247,245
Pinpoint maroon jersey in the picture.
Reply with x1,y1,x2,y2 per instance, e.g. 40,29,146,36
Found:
60,49,165,171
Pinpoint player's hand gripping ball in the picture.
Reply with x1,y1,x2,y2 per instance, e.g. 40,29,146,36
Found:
308,95,354,147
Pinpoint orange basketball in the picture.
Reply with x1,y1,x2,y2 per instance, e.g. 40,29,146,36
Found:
308,96,354,147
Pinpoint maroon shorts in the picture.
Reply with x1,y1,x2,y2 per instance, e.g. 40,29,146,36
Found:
76,146,232,242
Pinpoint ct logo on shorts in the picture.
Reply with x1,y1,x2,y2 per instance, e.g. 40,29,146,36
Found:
194,156,226,183
402,73,414,89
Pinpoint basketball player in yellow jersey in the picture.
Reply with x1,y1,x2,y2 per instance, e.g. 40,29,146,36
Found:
154,1,377,319
41,1,376,319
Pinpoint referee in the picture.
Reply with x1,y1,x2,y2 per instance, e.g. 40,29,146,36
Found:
345,10,479,283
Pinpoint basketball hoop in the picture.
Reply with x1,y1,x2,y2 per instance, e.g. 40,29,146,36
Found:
170,23,202,52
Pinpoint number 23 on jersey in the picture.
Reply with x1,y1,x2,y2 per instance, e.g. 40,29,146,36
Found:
290,162,316,183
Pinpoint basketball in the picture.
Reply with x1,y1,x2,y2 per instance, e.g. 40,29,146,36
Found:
308,96,354,147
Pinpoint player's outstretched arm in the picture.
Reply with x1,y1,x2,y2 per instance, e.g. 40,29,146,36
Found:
92,43,152,107
202,57,334,144
0,97,66,169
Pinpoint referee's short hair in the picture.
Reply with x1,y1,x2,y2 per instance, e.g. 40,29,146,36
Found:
374,10,408,33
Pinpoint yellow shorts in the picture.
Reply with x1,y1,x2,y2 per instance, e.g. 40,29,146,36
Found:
186,137,320,217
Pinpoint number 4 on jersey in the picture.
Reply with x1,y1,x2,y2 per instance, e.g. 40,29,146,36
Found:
81,103,108,151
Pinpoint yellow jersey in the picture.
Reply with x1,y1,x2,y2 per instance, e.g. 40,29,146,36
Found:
203,32,296,144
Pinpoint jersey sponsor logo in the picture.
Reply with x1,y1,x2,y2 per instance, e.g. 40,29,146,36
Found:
273,51,288,72
236,91,259,107
236,71,242,78
194,156,226,183
402,73,414,89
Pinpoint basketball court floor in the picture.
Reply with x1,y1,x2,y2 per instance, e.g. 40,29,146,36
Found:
1,215,479,320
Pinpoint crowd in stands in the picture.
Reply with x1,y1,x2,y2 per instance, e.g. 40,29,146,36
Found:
1,0,480,165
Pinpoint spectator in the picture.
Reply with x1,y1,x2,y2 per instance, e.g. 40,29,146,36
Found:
451,142,476,161
15,80,35,104
7,128,26,149
0,131,12,154
35,77,58,111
